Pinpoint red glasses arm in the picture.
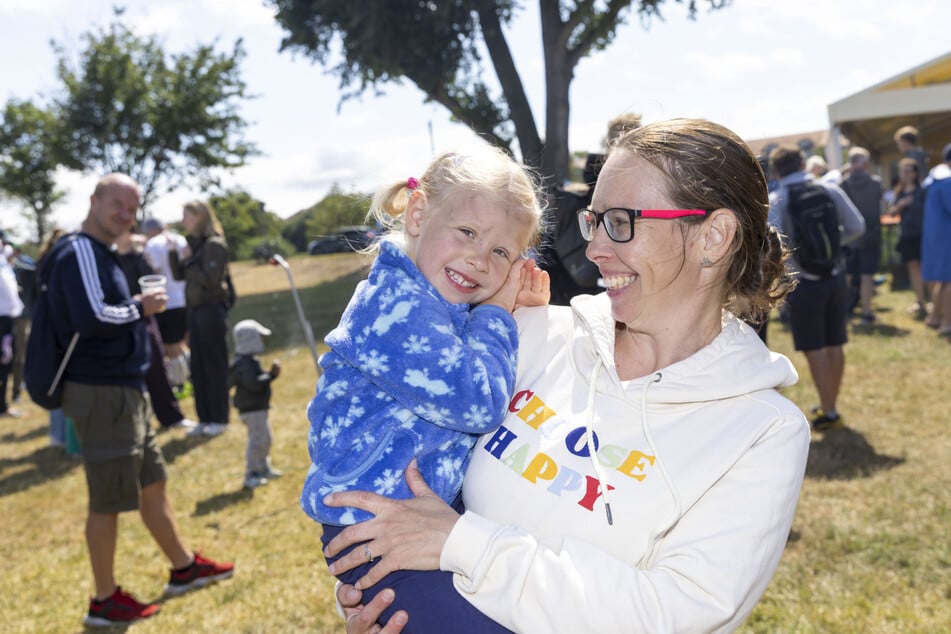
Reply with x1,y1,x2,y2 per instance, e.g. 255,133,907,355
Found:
638,209,708,219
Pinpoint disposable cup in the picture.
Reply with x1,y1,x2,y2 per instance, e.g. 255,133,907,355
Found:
138,274,167,291
138,274,168,312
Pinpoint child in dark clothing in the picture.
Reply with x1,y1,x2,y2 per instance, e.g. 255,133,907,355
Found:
229,319,281,488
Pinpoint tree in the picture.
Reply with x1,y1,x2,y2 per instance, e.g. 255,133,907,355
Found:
51,13,258,216
209,188,284,260
281,184,370,252
269,0,729,187
0,99,65,244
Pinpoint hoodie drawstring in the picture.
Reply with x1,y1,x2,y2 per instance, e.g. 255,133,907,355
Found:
583,356,615,524
640,372,683,556
584,366,682,530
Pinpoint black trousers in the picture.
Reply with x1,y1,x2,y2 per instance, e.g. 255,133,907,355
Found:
145,316,186,427
0,315,12,413
187,304,230,424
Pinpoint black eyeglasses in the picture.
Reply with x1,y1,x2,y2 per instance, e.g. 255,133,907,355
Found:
577,207,709,243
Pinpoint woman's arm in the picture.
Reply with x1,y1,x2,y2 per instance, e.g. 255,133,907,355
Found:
167,249,185,281
327,416,809,633
322,460,459,585
187,239,228,290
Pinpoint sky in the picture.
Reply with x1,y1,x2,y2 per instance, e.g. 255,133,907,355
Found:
1,0,949,242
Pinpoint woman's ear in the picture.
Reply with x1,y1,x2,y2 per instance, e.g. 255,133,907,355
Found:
702,208,738,262
405,191,427,237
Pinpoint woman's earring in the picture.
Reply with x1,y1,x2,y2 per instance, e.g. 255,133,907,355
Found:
701,257,714,268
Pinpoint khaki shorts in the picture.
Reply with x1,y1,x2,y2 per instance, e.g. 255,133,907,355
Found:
63,382,167,513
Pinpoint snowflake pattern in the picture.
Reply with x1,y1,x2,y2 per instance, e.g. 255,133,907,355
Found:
462,404,495,430
301,240,520,526
438,343,464,373
402,335,432,354
358,349,390,376
373,468,402,495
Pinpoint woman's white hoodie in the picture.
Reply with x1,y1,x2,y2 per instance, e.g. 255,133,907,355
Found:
442,294,810,633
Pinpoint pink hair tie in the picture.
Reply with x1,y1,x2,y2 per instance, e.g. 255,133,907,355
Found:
406,177,419,191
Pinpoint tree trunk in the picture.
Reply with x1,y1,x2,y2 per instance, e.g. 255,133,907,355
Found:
538,3,573,189
477,5,543,167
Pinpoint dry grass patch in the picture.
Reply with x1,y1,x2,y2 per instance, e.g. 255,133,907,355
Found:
2,259,949,632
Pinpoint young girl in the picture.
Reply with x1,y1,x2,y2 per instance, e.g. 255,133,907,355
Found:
301,145,549,594
887,157,927,319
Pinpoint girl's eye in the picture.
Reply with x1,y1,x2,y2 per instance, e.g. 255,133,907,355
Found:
459,228,475,237
493,247,510,259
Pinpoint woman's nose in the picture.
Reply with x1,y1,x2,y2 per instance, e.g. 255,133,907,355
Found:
584,226,611,262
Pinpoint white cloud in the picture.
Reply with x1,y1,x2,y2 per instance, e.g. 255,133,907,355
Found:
199,0,276,28
0,0,71,15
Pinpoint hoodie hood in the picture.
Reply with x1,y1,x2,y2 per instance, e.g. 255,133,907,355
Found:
569,293,798,403
233,319,271,355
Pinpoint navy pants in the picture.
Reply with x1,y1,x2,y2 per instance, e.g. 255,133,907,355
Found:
320,497,512,633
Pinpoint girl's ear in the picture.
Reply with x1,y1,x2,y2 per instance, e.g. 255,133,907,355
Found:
405,191,427,237
702,208,738,262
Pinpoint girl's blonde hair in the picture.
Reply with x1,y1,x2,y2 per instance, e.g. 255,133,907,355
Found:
368,145,545,252
183,200,225,241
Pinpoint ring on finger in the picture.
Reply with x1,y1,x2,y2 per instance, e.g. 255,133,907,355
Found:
363,543,373,563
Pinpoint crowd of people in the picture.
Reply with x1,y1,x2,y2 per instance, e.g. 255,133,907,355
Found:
1,116,949,632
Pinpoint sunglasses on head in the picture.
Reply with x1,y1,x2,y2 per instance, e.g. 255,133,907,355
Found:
577,207,710,243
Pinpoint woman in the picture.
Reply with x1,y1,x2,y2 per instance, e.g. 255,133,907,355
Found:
887,158,927,319
328,118,810,633
169,200,232,436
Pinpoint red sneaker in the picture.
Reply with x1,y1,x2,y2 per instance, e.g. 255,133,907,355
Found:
164,551,235,596
83,586,160,627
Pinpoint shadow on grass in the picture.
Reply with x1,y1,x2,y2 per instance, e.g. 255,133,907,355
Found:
0,444,82,498
157,433,214,465
193,487,254,517
849,320,911,337
0,423,48,444
806,426,905,480
81,625,130,633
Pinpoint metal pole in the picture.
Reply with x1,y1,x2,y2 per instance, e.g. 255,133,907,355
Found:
269,254,321,375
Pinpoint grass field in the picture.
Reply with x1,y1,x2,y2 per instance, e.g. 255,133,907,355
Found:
1,253,948,633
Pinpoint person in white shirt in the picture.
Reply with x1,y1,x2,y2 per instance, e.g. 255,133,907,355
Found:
142,217,190,389
328,118,811,634
0,231,24,418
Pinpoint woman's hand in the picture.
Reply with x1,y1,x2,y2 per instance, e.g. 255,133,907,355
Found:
323,459,461,590
339,584,408,634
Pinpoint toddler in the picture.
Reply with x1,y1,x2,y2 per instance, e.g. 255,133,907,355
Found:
229,319,281,488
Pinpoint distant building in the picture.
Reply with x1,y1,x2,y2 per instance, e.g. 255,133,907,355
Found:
746,50,951,188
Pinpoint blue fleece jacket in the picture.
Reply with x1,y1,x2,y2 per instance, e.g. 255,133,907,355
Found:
301,240,519,525
46,233,149,389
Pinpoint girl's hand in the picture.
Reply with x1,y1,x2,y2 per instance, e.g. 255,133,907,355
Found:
323,459,461,590
339,585,408,634
515,259,551,309
481,258,532,313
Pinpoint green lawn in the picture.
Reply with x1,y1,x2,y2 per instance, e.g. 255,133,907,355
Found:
1,255,948,633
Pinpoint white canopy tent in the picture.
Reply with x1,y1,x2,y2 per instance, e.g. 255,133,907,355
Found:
827,50,951,180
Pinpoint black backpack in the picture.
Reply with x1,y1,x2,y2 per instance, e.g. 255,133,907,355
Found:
785,181,841,278
24,234,80,410
550,188,601,288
